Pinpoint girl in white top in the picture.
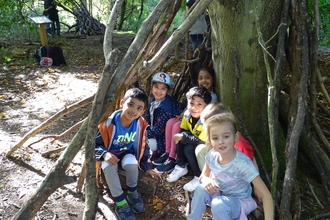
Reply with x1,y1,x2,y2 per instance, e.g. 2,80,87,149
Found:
188,113,274,220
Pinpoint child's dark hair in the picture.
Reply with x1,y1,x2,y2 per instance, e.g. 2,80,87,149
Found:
122,88,148,109
197,66,216,86
186,86,212,104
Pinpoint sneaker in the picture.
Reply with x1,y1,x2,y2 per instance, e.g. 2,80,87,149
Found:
152,153,169,165
126,191,145,213
115,204,136,220
166,165,188,182
183,176,200,192
149,152,159,162
155,158,176,173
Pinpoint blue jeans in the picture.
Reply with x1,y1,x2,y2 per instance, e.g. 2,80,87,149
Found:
188,185,241,220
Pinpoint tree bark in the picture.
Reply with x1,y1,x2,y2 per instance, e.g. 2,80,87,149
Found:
208,0,282,150
279,1,309,219
270,0,290,207
83,49,124,219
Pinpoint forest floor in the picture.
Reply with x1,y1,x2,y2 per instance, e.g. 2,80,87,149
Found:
0,33,330,220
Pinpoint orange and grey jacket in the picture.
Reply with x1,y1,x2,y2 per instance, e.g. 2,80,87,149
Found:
95,110,151,187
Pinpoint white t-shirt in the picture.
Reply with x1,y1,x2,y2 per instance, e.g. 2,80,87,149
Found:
206,149,259,199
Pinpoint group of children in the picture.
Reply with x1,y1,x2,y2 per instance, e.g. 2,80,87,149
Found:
94,67,274,220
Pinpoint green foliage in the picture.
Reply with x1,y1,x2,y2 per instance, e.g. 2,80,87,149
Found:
319,0,330,45
308,0,330,45
0,0,24,26
17,57,36,66
119,0,186,34
0,47,12,63
1,0,330,45
0,0,40,43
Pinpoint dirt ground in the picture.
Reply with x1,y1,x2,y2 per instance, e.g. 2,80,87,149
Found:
0,33,199,220
0,34,330,220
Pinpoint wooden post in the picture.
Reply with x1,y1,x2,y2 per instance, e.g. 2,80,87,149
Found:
39,24,49,47
28,16,52,48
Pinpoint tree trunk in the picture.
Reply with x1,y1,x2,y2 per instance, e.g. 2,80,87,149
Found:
117,0,126,30
208,0,283,150
82,49,125,220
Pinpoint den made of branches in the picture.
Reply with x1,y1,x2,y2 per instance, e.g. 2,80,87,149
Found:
6,0,330,219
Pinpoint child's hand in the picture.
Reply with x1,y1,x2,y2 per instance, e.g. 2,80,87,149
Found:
146,169,162,179
173,134,183,144
201,177,219,194
103,152,119,166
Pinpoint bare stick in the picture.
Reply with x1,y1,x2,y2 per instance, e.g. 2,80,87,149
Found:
6,95,94,157
307,178,324,209
28,119,86,149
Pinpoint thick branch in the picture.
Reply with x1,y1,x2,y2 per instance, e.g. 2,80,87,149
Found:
280,1,309,217
12,116,88,219
28,119,86,149
139,0,213,81
121,0,182,86
6,95,94,157
103,0,125,64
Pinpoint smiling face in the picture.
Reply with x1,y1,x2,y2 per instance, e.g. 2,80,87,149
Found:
152,82,168,102
209,121,238,156
187,96,208,118
197,69,214,90
120,97,145,127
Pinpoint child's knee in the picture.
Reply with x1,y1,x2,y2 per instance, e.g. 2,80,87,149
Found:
148,138,158,151
210,196,225,209
210,197,231,217
123,163,138,171
195,144,207,156
166,117,176,126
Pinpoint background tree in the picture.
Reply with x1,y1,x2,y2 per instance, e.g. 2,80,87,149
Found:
209,0,330,219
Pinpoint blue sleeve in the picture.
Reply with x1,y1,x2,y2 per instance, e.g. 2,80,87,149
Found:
147,107,172,139
95,131,107,161
139,137,153,171
145,106,151,125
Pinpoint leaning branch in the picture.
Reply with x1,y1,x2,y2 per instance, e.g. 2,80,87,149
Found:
27,119,86,150
139,0,213,81
6,95,94,157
